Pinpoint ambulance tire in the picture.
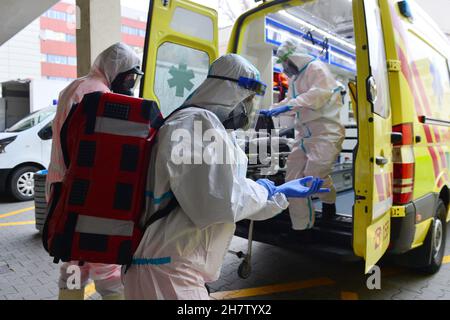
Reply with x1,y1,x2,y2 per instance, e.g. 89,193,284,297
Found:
418,200,447,274
399,199,447,274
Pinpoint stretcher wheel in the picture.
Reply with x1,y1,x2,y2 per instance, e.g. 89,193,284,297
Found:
238,260,252,279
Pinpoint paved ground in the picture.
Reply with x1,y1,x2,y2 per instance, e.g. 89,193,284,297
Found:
1,197,450,300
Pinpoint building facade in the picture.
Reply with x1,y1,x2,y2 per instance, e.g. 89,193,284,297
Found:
1,0,448,85
0,0,148,84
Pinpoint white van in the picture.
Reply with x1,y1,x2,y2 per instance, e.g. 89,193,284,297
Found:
0,107,55,201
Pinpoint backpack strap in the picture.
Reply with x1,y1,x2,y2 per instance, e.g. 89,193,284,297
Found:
143,104,204,229
162,104,204,125
124,105,205,272
60,103,79,169
60,92,103,169
42,182,63,253
143,196,179,230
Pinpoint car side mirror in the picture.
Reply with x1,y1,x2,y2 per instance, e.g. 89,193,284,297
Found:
38,126,53,140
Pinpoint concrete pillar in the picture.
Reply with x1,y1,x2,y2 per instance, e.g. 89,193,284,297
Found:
76,0,121,77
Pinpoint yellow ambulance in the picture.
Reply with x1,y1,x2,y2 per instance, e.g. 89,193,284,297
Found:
140,0,450,274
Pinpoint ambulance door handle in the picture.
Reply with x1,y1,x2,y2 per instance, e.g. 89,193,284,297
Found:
375,156,389,166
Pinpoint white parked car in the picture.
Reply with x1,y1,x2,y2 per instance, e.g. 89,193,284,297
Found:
0,107,55,201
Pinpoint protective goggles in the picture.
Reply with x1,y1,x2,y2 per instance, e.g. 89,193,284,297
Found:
208,75,267,96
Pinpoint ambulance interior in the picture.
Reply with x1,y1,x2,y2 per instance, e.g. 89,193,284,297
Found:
240,0,357,234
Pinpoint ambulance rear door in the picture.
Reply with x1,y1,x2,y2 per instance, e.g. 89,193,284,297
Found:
353,0,394,273
140,0,219,116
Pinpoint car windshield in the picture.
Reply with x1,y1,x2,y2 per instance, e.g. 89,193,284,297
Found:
5,107,56,133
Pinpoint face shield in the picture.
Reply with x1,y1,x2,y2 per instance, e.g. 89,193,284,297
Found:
208,75,267,131
221,93,264,131
281,59,300,78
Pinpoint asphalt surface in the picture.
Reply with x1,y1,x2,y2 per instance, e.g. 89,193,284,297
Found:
1,197,450,300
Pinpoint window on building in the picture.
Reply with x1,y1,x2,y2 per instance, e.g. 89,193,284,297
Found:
46,76,74,82
44,10,67,21
42,30,65,42
122,25,146,37
66,34,76,43
68,57,77,66
49,54,67,64
44,9,76,22
66,13,76,23
43,54,77,66
41,30,76,43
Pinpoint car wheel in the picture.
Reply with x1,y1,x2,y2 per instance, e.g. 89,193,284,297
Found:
397,199,447,274
9,166,40,201
418,199,447,274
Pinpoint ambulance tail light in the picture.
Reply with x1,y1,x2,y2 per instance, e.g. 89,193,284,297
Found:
392,124,415,205
393,163,415,204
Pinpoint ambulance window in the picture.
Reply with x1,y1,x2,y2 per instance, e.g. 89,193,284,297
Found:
154,42,209,117
406,33,450,113
170,7,214,42
364,0,391,118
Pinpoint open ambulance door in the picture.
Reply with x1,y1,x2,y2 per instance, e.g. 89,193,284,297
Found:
227,0,307,54
140,0,219,116
227,0,316,114
353,0,394,273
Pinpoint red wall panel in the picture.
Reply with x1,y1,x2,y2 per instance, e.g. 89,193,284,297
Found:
52,2,74,12
122,34,145,48
122,17,147,30
42,62,77,79
41,40,76,56
40,17,76,35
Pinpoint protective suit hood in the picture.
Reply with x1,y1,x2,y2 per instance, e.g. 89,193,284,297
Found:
289,54,316,73
182,54,261,127
89,42,142,88
277,39,315,77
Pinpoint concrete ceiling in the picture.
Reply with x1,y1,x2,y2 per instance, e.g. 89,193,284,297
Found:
0,0,59,46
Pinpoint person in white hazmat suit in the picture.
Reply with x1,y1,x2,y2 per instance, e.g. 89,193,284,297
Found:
260,39,345,230
46,42,144,300
122,54,329,300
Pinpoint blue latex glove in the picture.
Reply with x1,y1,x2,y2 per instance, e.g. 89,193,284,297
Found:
274,176,330,198
259,106,292,118
256,179,277,199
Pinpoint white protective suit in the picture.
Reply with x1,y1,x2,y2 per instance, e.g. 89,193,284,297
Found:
275,40,345,230
123,54,289,300
46,42,142,300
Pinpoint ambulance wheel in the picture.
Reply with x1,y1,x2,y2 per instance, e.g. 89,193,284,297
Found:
399,200,447,274
238,260,252,279
9,166,40,201
418,200,447,274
